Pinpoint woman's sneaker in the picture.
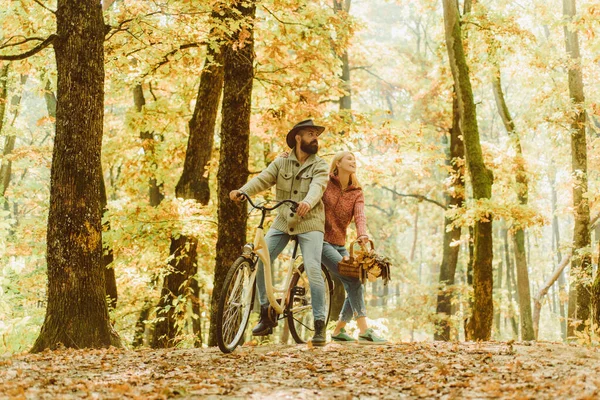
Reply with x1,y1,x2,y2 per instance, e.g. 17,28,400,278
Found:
331,328,357,344
358,328,388,345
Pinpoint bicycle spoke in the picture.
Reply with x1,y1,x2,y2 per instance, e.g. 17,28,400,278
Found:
217,259,256,352
287,264,332,344
289,304,311,313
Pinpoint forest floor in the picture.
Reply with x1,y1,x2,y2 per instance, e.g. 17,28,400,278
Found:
1,340,599,399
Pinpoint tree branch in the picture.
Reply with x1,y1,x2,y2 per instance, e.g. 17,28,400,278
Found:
32,0,56,14
351,65,397,88
261,6,310,27
376,185,446,209
532,251,572,338
366,204,393,217
105,12,163,41
0,34,57,61
0,36,46,50
141,42,202,78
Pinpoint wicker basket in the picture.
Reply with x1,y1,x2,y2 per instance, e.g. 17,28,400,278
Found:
338,240,391,285
337,240,373,282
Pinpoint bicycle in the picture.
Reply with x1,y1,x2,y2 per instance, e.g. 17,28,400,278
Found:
216,192,334,353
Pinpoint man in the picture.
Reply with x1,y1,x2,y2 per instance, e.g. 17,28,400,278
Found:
230,119,329,346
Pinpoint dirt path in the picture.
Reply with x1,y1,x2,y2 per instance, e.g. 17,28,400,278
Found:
1,341,599,399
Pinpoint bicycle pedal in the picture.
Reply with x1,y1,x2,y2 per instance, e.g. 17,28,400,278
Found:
292,286,306,296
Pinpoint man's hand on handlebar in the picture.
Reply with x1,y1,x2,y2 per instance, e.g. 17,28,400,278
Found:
296,201,311,217
229,190,244,202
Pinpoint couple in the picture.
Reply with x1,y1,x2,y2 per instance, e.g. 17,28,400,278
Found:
229,119,387,346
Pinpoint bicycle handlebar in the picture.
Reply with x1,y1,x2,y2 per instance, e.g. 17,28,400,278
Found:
238,191,298,213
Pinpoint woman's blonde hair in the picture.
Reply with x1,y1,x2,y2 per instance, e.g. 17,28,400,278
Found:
330,151,360,188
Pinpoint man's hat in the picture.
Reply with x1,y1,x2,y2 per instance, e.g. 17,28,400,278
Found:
286,119,325,148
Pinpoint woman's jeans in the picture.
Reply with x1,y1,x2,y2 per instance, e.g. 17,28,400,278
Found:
256,228,327,322
321,241,367,322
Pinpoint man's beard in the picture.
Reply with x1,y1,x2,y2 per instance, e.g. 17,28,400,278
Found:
300,139,318,154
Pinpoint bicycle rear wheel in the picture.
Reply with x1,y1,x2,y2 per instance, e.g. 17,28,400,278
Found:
287,263,333,344
216,257,256,353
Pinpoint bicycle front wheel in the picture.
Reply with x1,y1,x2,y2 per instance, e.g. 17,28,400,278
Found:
287,263,333,344
216,257,256,353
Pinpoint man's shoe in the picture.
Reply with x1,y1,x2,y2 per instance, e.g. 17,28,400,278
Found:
311,320,327,346
331,328,357,344
358,328,388,345
252,305,276,336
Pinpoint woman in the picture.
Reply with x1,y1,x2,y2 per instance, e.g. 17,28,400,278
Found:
321,151,387,345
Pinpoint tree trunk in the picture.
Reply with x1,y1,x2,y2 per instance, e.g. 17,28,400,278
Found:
208,0,255,347
31,0,121,352
44,79,57,121
494,226,503,338
132,299,153,348
503,226,519,338
328,0,353,318
410,204,419,263
562,0,591,336
152,234,199,348
100,176,117,310
0,63,10,136
175,35,223,204
443,0,494,340
492,72,534,340
190,278,203,347
435,93,464,341
152,17,225,348
133,84,164,206
333,0,352,112
0,68,22,198
550,168,568,340
463,226,474,338
513,230,534,339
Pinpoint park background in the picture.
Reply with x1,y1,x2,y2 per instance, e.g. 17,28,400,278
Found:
1,0,600,354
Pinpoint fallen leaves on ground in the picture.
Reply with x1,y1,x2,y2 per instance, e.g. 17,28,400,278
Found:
1,341,599,399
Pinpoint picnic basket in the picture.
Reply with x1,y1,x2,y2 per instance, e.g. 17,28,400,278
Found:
338,240,391,284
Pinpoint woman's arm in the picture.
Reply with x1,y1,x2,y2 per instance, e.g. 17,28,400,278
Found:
353,191,368,242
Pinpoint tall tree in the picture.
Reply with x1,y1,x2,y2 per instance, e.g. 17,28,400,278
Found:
30,0,121,351
492,70,534,340
0,63,13,197
208,0,255,347
502,224,519,338
329,0,353,318
100,176,118,310
442,0,494,340
152,19,225,347
134,84,164,207
333,0,352,111
175,19,225,205
435,93,465,341
0,63,8,134
562,0,591,337
0,73,27,204
549,168,568,340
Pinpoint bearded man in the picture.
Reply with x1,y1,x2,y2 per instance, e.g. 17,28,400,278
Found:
230,119,329,346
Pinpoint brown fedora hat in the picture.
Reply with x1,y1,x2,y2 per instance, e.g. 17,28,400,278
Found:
286,119,325,148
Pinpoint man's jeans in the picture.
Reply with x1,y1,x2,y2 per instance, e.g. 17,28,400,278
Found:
321,241,367,322
256,228,327,322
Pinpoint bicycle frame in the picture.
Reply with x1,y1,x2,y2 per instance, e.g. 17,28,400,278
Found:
253,226,301,314
239,192,301,315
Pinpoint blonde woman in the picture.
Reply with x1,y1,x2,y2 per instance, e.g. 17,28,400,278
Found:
321,151,387,345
